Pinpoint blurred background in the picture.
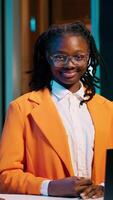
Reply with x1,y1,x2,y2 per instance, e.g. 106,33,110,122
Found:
0,0,113,132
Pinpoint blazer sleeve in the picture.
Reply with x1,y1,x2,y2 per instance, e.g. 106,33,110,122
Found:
0,101,47,194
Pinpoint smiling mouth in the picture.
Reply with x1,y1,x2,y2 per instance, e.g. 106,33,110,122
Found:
61,70,79,78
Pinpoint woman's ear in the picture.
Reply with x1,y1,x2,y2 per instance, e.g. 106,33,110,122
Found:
46,51,52,65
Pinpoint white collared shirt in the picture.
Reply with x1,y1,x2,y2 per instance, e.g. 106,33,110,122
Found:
40,80,95,195
51,80,95,177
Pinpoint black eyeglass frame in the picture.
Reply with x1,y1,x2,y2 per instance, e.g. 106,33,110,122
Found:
49,53,89,67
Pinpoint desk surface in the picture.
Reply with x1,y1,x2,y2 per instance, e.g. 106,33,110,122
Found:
0,194,103,200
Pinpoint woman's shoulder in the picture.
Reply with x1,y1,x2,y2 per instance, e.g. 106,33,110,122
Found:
11,89,48,103
93,93,113,108
6,90,47,116
10,91,36,105
9,88,50,108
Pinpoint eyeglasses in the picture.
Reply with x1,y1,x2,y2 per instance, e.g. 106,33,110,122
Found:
49,53,89,67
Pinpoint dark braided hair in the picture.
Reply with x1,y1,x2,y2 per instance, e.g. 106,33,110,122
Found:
29,21,104,104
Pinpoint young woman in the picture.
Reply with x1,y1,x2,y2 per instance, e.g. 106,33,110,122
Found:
0,21,113,199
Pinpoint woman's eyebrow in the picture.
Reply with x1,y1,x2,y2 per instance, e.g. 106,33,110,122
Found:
52,50,67,54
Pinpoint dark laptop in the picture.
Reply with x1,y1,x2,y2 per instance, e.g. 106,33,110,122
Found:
104,149,113,200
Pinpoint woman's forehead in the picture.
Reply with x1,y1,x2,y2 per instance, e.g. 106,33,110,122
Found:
47,34,89,53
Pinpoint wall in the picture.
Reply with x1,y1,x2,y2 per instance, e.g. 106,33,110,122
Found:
100,0,113,100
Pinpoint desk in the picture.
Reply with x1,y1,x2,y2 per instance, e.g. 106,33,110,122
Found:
0,194,103,200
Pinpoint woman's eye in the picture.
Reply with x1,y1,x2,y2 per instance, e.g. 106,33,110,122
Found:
55,55,65,61
74,55,84,61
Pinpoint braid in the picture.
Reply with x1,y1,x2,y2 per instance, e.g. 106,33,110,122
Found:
80,33,105,104
29,32,53,91
29,21,105,103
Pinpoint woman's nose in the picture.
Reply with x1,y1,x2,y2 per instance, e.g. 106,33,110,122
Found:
64,59,75,68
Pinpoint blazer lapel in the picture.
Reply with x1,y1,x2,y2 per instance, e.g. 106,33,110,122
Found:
29,89,74,176
87,95,108,151
87,95,108,182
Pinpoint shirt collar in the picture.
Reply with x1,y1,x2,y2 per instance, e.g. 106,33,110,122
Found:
51,80,85,102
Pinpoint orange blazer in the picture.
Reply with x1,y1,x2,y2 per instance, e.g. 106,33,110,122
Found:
0,88,113,194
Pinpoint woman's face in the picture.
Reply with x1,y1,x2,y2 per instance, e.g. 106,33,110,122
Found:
47,34,89,92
